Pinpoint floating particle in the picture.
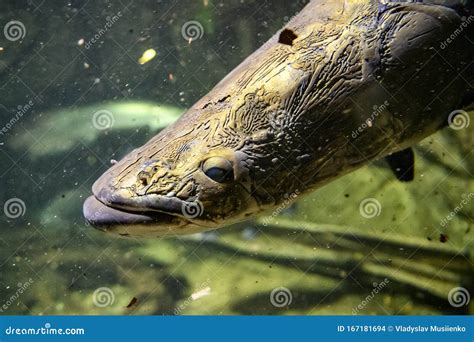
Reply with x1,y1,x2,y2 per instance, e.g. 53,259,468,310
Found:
138,49,156,65
126,297,138,308
191,286,211,300
439,234,448,243
78,38,84,46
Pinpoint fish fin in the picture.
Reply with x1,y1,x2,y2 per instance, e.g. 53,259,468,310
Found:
385,148,414,182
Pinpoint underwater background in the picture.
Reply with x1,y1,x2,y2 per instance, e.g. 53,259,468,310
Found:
0,0,472,315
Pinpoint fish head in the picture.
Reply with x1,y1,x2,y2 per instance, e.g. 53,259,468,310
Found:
83,107,262,238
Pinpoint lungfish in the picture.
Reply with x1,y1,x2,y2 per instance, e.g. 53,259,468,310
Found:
83,0,473,237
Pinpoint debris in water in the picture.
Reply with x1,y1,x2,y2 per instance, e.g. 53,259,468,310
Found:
191,286,211,300
439,234,448,243
126,297,138,308
138,49,157,65
242,226,258,240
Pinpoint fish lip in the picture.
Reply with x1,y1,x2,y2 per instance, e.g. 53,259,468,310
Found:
85,168,196,225
84,181,208,236
83,195,156,227
86,167,211,237
83,195,211,238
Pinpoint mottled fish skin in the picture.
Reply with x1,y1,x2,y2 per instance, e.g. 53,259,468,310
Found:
84,0,473,237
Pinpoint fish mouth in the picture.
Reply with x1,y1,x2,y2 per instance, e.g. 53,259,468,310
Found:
83,155,216,237
83,190,209,238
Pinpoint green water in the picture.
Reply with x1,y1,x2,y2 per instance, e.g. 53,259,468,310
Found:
0,0,472,315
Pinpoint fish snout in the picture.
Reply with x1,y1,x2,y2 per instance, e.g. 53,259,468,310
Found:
83,195,154,227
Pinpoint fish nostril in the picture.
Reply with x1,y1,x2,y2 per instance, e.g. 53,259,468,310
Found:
138,171,149,186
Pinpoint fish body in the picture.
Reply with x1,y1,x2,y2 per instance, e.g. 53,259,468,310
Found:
84,0,473,237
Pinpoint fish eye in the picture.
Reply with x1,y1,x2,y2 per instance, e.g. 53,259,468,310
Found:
202,156,234,183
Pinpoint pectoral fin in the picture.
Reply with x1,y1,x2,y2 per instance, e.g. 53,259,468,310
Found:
385,148,415,182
